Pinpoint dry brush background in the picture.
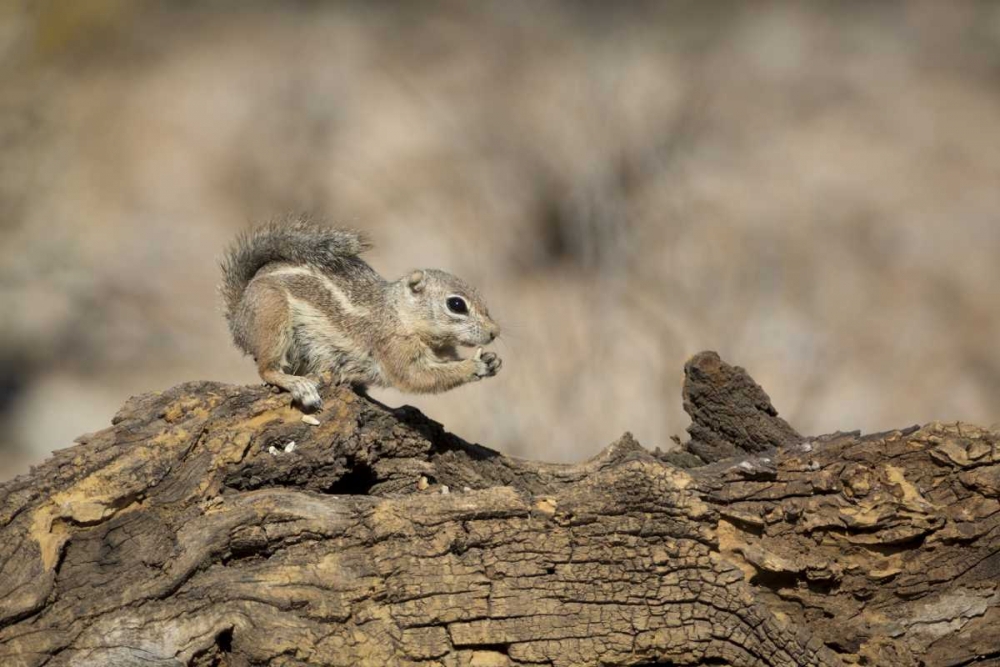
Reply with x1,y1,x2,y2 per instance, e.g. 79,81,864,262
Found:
1,0,1000,479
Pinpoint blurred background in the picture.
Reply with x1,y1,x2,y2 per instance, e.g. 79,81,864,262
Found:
2,0,1000,481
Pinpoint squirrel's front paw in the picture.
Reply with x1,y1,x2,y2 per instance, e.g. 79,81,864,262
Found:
472,347,502,379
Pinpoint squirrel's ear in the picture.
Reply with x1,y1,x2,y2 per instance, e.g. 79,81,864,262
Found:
407,270,426,293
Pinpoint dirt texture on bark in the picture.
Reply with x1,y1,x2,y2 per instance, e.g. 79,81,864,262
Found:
2,351,999,666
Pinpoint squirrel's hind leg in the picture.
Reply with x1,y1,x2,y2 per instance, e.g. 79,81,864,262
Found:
261,368,322,412
242,281,323,412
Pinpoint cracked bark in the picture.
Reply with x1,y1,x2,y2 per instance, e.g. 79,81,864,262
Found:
1,351,999,666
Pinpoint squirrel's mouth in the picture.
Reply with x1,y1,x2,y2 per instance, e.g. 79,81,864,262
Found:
457,338,494,352
434,341,489,361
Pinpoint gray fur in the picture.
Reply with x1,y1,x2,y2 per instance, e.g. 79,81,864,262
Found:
219,215,372,323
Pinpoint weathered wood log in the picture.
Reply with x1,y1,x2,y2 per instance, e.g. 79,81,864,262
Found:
1,351,998,666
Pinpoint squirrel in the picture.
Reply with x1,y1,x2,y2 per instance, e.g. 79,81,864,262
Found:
219,216,502,410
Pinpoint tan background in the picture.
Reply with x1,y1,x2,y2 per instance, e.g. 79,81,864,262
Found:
2,1,999,480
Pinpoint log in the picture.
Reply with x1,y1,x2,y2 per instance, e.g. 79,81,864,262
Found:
1,351,998,666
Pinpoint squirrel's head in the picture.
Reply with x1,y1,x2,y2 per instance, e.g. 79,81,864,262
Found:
398,269,500,349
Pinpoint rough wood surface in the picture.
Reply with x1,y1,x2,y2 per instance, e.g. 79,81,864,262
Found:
2,351,999,666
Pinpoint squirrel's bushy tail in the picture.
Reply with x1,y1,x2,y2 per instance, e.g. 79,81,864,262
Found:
219,215,371,316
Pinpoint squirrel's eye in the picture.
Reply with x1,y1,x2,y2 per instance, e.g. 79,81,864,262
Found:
446,296,469,315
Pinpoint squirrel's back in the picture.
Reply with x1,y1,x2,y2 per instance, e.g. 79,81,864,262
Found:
219,215,372,320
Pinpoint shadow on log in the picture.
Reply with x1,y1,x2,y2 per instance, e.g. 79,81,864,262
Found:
2,351,999,666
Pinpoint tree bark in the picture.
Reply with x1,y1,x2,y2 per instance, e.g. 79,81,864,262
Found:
1,351,998,666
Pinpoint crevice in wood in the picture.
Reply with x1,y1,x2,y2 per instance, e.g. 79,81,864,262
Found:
323,459,378,496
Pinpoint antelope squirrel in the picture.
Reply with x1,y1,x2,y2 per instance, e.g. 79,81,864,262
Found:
220,217,502,409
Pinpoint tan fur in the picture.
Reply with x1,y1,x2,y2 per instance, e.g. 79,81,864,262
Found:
220,218,501,410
